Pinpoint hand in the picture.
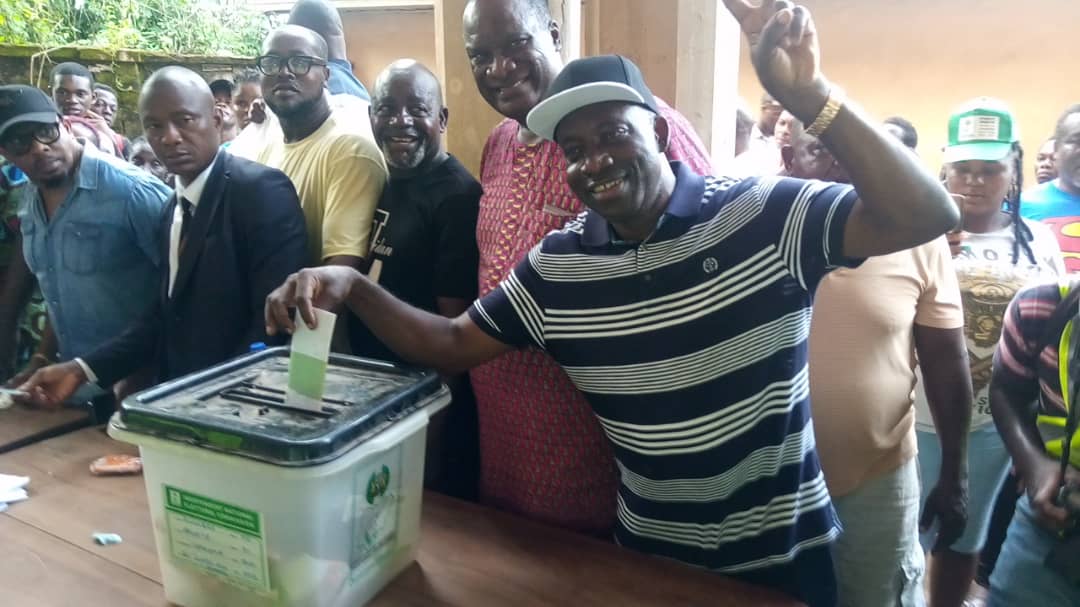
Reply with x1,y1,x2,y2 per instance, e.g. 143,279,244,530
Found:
920,476,968,553
216,102,236,122
5,354,49,388
16,360,87,409
250,98,267,125
722,0,828,120
1024,455,1080,532
265,266,361,336
83,111,113,135
946,230,967,258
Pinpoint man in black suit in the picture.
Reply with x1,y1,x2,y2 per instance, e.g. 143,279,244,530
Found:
19,67,307,405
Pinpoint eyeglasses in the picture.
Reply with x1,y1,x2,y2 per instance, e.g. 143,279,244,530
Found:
255,54,327,76
0,123,61,156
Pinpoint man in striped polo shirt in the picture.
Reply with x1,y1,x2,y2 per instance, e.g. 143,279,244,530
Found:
266,2,959,603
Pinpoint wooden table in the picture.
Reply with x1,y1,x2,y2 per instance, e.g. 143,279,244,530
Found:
0,428,803,606
0,404,92,454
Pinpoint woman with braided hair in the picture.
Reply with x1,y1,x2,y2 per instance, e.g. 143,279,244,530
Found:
916,98,1064,607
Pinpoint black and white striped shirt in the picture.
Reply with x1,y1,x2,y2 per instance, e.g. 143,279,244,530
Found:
469,161,860,576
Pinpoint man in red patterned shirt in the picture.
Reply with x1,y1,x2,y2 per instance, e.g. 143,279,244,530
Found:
462,0,714,534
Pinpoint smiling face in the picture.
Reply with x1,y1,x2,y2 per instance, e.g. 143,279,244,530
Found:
370,66,447,176
463,0,562,125
260,28,330,122
555,102,668,225
139,79,222,184
52,74,94,117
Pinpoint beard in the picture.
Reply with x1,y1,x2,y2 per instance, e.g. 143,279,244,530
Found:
264,92,321,123
383,141,427,171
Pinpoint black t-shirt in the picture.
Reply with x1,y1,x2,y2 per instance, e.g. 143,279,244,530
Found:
350,155,481,362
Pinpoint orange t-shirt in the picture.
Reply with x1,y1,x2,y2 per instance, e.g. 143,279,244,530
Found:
809,236,963,496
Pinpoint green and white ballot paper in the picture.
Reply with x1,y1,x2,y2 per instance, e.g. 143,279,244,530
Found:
286,308,337,412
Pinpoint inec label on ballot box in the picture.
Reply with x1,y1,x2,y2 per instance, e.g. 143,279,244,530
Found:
165,485,271,593
350,447,402,572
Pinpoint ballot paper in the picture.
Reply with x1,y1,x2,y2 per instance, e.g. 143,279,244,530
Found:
0,473,29,510
286,308,337,412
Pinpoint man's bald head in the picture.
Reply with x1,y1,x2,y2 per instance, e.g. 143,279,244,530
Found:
262,25,329,61
288,0,344,35
372,59,443,109
287,0,346,60
464,0,552,33
138,66,222,183
139,66,215,115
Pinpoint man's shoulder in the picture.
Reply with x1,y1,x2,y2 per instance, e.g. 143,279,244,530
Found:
1023,181,1079,207
90,148,169,200
222,153,295,198
317,118,384,165
421,155,482,195
535,211,590,254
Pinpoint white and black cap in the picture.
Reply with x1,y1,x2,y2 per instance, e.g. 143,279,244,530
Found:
526,55,658,142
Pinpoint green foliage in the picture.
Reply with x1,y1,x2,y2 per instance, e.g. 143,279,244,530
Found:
0,0,270,56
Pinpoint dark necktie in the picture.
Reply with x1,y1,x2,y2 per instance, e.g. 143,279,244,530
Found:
179,197,194,250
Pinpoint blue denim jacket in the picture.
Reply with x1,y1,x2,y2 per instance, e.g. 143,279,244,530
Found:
327,59,371,102
19,144,170,361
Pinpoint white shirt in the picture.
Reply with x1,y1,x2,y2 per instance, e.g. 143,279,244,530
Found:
169,154,217,297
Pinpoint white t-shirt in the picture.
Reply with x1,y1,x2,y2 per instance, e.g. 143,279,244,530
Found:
916,218,1064,432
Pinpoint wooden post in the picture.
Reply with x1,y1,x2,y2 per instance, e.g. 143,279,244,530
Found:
583,0,741,169
549,0,582,62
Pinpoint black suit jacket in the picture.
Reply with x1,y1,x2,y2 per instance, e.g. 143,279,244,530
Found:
84,152,308,386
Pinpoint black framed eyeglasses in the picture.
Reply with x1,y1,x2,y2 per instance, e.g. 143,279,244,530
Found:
0,123,61,156
255,54,327,76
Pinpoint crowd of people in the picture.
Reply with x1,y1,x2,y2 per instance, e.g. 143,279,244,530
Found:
0,0,1078,605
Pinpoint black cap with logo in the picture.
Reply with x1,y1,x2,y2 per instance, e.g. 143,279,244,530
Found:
526,54,659,142
0,85,60,141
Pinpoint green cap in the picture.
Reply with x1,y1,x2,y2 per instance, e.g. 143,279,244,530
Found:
944,97,1018,163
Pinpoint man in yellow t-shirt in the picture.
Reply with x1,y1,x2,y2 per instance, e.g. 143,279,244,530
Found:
242,25,387,267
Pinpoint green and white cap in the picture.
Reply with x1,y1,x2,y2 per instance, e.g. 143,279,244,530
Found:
944,97,1018,163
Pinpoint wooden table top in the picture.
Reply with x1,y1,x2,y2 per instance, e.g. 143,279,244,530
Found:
0,428,802,607
0,404,92,454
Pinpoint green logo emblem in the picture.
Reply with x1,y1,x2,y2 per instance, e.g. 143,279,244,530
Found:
366,465,391,504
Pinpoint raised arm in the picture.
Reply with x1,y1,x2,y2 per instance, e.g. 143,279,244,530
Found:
265,266,511,376
723,0,957,258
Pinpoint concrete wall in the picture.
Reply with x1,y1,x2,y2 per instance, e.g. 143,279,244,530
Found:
737,0,1080,184
0,45,253,138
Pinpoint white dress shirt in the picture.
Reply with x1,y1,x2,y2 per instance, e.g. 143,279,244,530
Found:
169,154,217,297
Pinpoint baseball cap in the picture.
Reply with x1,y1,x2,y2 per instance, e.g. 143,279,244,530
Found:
0,85,59,141
943,97,1018,163
526,55,658,142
